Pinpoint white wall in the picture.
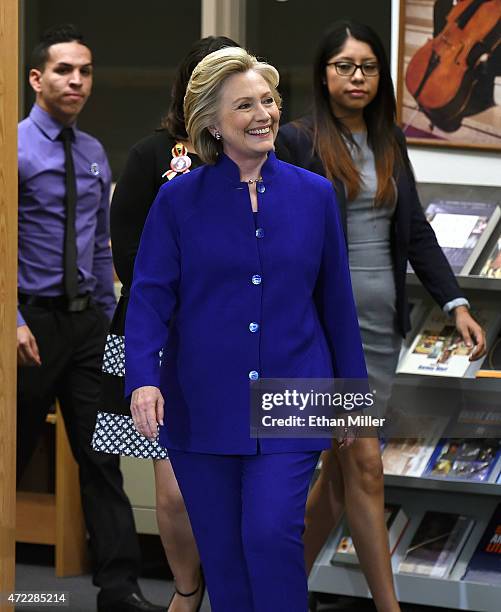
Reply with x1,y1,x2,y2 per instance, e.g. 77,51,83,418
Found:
390,0,500,187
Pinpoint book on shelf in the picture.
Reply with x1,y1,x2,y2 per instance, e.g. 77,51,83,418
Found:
331,504,409,565
423,439,501,482
462,503,501,585
397,306,501,378
398,511,475,578
332,527,358,565
478,235,501,279
475,335,501,377
420,199,500,275
382,415,448,477
475,370,501,379
398,299,429,361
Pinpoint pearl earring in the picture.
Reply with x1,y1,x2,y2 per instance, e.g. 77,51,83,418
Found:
214,130,222,141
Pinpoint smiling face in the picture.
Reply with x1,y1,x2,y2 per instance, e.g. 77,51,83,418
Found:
213,69,280,166
29,41,93,125
325,36,379,120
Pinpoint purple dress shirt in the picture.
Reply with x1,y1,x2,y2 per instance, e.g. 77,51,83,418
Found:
18,105,116,325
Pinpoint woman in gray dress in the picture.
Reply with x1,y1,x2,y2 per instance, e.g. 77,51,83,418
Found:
277,19,486,612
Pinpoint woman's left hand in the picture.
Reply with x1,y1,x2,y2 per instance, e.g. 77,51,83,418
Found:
130,385,165,440
453,305,487,361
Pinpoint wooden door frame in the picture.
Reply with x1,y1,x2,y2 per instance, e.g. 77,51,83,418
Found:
0,0,18,610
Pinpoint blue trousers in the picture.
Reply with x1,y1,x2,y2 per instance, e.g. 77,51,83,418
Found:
168,448,320,612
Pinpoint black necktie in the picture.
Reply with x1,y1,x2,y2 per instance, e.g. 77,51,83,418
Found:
59,128,79,300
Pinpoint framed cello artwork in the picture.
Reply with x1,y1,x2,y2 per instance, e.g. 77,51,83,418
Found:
396,0,501,151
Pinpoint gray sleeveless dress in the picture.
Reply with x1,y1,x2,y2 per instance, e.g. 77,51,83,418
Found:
347,133,402,416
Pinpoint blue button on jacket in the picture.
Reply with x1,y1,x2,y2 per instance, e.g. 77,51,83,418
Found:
125,152,367,454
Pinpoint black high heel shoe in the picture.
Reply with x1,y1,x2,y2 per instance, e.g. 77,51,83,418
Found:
167,571,206,612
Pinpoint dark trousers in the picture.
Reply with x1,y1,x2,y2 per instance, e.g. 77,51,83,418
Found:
17,303,141,603
168,448,320,612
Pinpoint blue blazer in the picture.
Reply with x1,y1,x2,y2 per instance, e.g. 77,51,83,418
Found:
125,152,367,454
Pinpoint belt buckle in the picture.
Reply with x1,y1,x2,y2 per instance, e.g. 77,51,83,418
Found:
67,295,89,312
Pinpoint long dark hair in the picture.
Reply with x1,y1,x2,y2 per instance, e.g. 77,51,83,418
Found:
311,20,401,205
161,36,239,140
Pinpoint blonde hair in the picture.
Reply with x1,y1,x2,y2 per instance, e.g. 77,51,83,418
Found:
184,46,281,164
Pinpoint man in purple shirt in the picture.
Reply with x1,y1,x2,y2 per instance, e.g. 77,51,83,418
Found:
17,24,162,612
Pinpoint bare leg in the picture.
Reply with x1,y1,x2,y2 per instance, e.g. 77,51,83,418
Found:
304,448,346,574
336,437,400,612
153,459,203,612
304,438,400,612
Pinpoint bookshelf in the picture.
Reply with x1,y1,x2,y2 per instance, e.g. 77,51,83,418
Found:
407,272,501,294
309,272,501,612
383,474,501,497
309,488,501,612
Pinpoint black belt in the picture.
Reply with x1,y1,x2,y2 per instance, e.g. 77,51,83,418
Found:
18,293,91,312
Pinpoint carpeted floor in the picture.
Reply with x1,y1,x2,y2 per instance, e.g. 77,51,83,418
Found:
15,562,193,611
14,540,209,612
14,542,457,612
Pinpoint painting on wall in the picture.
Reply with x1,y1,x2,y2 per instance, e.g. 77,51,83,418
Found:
397,0,501,151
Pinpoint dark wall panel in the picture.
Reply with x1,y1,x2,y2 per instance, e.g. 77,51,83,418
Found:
23,1,392,175
246,0,392,123
24,0,201,176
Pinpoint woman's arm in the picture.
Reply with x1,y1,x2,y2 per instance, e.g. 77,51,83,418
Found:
124,187,180,396
110,144,158,289
396,132,463,305
397,134,486,358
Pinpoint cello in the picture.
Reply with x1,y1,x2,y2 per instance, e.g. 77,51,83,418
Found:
405,0,501,132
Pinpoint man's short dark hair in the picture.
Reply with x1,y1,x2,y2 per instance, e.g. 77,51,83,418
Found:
31,24,88,70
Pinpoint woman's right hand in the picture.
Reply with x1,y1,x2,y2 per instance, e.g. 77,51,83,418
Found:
130,385,164,440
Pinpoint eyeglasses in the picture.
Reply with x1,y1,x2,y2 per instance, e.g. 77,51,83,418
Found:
326,61,380,77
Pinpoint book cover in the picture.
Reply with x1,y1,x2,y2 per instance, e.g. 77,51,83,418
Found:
397,306,500,378
462,503,501,585
424,439,501,482
398,300,429,362
382,415,448,476
423,200,500,275
479,236,501,279
399,511,475,578
383,439,438,477
386,504,411,555
475,370,501,379
331,504,408,565
331,526,358,565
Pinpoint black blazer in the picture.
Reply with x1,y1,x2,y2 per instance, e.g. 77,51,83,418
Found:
275,117,463,337
100,130,204,417
110,130,203,292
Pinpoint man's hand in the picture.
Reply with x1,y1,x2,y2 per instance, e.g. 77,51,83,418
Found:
453,305,486,361
130,385,164,440
17,325,42,366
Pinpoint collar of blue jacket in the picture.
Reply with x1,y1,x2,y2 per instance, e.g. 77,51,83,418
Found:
213,150,279,185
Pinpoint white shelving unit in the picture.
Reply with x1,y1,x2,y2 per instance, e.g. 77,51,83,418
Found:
309,274,501,612
309,480,501,612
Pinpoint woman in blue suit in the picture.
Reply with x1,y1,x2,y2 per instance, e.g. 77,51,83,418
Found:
124,46,367,612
